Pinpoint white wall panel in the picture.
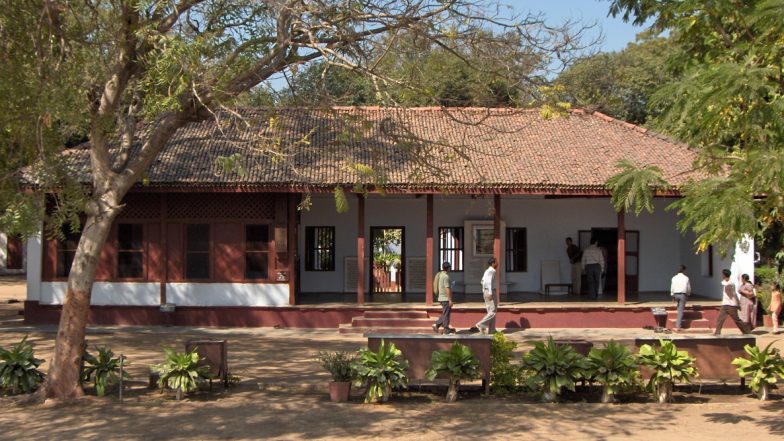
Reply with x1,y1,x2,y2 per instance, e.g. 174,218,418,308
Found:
167,283,288,306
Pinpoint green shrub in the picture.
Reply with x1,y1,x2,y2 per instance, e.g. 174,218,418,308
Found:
81,346,130,397
317,351,356,382
586,341,640,403
490,332,522,395
754,266,779,285
0,335,45,395
522,337,588,402
637,339,698,403
732,343,784,400
153,347,212,400
353,340,409,404
426,341,481,402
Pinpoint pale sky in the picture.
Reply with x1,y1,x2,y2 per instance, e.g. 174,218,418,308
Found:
515,0,647,52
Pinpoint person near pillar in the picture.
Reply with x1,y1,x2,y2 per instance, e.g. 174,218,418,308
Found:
432,261,455,334
474,257,499,334
769,282,781,334
581,237,605,300
670,265,691,331
738,274,757,330
565,237,582,295
714,269,752,335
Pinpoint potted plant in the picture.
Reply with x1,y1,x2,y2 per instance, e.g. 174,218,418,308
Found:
637,339,698,403
353,340,409,404
317,351,356,402
521,336,588,402
732,343,784,400
0,335,45,395
425,341,481,402
152,347,212,400
585,341,640,403
81,346,130,397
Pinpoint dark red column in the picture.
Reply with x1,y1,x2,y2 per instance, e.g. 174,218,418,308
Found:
288,193,297,305
357,194,365,304
425,194,434,305
617,210,626,305
494,195,501,296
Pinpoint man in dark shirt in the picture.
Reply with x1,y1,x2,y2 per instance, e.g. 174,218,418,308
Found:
566,237,582,295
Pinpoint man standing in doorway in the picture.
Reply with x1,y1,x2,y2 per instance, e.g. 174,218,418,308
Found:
475,257,498,334
565,237,582,295
581,237,605,300
432,261,455,334
714,269,752,335
670,265,691,331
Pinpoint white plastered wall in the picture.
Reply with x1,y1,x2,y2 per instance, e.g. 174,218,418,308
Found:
299,194,696,294
167,283,289,306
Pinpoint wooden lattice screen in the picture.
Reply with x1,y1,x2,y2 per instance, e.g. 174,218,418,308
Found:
119,193,161,219
167,193,274,219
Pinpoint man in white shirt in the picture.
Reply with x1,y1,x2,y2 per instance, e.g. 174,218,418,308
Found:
670,265,691,330
581,238,605,299
714,268,752,335
475,257,498,334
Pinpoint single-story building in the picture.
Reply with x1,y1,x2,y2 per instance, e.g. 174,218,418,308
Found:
21,107,753,328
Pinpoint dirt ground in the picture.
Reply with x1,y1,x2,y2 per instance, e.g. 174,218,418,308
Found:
1,276,783,441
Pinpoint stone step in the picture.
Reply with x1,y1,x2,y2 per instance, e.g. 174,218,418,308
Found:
338,324,438,335
362,310,430,319
667,318,711,329
351,317,435,328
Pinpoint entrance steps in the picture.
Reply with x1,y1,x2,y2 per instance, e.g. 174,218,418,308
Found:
666,309,712,333
338,310,437,334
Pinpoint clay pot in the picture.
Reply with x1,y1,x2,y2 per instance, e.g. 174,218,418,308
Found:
762,314,773,328
328,381,351,402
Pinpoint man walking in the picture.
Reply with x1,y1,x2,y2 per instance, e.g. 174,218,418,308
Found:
714,269,752,335
565,237,582,295
475,257,498,334
581,237,605,299
670,265,691,331
432,261,455,334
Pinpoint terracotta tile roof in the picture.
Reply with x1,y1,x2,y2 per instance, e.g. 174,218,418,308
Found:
24,107,698,193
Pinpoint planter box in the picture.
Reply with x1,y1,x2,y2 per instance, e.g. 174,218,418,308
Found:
634,335,755,383
366,333,493,394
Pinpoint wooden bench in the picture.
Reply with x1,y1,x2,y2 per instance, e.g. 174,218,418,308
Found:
185,339,230,388
544,283,573,296
366,333,493,394
634,335,755,385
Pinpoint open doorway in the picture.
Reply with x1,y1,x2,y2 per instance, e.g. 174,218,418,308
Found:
579,228,640,296
370,227,404,293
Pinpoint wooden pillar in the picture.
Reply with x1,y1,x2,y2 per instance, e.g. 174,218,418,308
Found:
288,193,297,306
493,195,501,295
425,194,434,305
357,194,365,304
617,210,626,305
160,194,168,305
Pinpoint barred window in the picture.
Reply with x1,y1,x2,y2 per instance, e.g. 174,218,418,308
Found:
438,227,463,271
305,227,335,271
506,228,527,272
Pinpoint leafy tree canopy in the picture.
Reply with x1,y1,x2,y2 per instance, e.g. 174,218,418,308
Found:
606,0,784,254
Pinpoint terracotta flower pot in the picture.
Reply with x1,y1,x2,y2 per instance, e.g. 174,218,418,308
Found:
328,381,351,402
763,314,773,328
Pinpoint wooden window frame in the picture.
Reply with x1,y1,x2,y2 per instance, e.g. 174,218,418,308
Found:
245,224,271,280
116,223,146,280
438,227,464,272
55,227,81,279
505,227,527,273
305,226,335,272
185,223,211,281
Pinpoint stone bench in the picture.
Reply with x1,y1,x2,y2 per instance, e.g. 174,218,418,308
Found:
634,334,755,385
366,333,493,394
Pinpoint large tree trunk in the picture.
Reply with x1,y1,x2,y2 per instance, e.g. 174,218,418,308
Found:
36,198,120,401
